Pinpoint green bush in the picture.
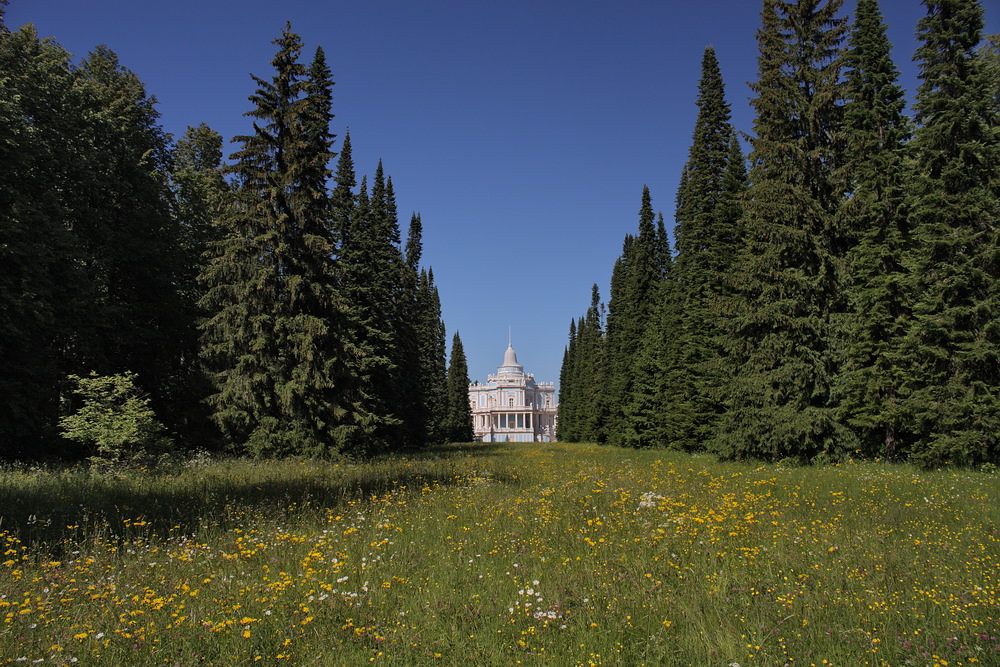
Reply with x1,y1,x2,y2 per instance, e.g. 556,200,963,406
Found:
59,371,173,467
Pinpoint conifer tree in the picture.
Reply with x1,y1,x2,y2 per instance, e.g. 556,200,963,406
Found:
669,46,743,450
620,235,679,449
900,0,999,466
444,332,474,442
330,130,356,251
199,25,367,456
416,268,449,444
557,319,578,442
574,286,607,443
557,284,610,445
605,187,662,446
715,0,853,462
834,0,913,459
979,33,999,113
336,165,403,452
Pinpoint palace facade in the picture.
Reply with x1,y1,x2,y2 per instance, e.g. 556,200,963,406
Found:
469,343,558,442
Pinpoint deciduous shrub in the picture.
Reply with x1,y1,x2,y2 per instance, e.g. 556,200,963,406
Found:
59,372,173,467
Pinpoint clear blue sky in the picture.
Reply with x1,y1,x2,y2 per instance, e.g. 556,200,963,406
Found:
9,0,997,389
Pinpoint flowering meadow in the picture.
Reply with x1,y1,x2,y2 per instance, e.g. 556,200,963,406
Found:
1,443,998,665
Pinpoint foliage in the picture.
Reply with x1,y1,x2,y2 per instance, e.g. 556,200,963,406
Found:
900,0,999,467
604,186,667,447
444,332,474,442
834,0,913,460
58,372,173,466
663,46,745,451
0,26,190,457
714,0,853,462
199,25,370,458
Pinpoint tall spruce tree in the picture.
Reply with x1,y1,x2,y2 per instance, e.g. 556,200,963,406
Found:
669,46,743,450
834,0,913,459
574,286,607,443
557,319,578,442
715,0,853,462
900,0,999,466
605,186,663,447
416,268,449,444
444,332,474,442
620,230,678,449
557,284,610,444
199,25,367,456
336,165,403,453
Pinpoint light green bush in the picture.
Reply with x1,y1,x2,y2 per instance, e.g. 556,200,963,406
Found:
59,371,173,467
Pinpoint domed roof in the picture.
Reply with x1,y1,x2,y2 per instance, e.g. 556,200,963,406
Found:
502,343,521,368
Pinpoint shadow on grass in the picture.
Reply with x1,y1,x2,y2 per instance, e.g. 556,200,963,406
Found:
0,441,520,551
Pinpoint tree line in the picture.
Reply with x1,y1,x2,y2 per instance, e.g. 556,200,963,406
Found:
559,0,1000,467
0,13,473,460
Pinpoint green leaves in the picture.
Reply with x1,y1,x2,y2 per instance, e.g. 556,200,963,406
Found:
59,371,173,467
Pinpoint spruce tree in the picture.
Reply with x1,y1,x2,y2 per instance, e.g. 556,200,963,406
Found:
605,187,662,446
669,46,742,450
574,286,607,443
396,213,439,448
620,236,679,449
199,25,366,456
330,129,356,251
715,0,853,462
900,0,999,466
444,332,474,442
834,0,912,459
416,268,449,444
336,165,402,452
557,319,578,442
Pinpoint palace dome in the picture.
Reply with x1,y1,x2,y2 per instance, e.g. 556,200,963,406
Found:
502,343,522,369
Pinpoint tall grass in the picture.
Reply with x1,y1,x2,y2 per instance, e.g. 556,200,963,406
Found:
1,443,997,665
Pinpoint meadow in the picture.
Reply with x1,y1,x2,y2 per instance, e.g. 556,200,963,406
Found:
1,442,997,666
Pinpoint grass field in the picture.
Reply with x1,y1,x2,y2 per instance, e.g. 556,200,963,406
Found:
1,442,998,665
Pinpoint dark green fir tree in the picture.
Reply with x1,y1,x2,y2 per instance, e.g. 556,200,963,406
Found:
444,332,474,442
834,0,912,460
416,268,449,445
199,25,368,457
900,0,999,466
620,228,679,449
669,46,743,450
336,164,404,453
605,186,663,447
574,286,607,443
557,319,578,442
715,0,853,462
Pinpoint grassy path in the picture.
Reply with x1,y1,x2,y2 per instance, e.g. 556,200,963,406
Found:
1,443,998,665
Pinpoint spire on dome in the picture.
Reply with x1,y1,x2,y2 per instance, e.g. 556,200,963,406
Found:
503,342,520,368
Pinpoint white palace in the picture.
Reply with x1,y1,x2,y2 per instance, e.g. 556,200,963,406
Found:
469,342,558,442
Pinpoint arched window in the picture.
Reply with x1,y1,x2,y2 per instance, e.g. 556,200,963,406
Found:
509,397,515,407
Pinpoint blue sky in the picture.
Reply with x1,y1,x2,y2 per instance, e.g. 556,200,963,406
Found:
9,0,997,389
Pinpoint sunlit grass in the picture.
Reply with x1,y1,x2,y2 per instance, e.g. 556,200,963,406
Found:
1,443,997,665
